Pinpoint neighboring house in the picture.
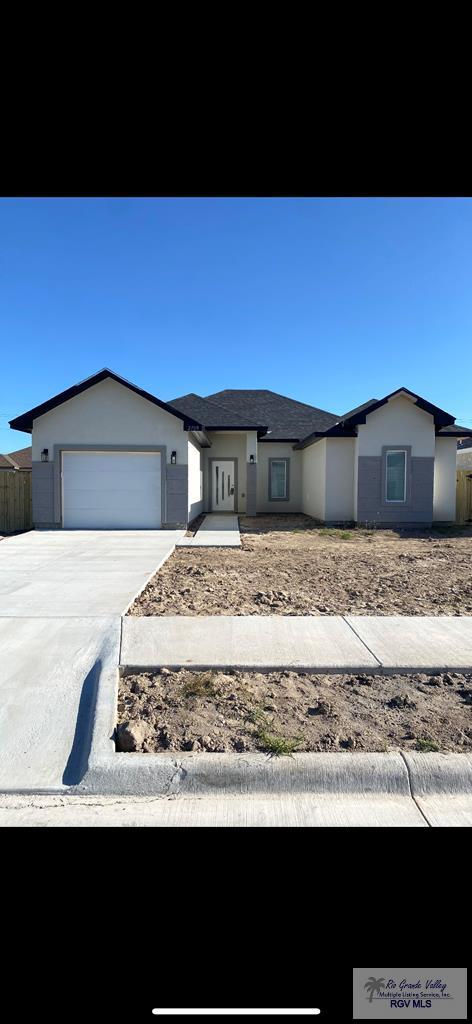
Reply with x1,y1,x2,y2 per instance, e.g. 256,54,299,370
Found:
0,446,32,471
9,369,472,529
457,437,472,470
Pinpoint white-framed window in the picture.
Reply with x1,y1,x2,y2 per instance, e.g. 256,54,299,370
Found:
269,458,289,500
385,449,407,502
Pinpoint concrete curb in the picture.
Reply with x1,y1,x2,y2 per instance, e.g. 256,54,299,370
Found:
79,750,411,796
402,751,472,796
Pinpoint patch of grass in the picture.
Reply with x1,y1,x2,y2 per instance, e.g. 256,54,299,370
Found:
255,729,301,756
247,707,301,756
319,528,352,540
415,738,440,752
246,706,268,726
182,671,217,698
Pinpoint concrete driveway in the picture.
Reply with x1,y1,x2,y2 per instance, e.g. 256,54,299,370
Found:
0,529,183,615
0,529,183,791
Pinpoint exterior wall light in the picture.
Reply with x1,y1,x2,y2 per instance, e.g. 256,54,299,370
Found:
41,449,49,462
249,454,255,463
171,451,177,465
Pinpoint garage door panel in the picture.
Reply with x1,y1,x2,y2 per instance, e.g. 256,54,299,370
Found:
62,452,162,529
64,507,161,529
63,489,161,512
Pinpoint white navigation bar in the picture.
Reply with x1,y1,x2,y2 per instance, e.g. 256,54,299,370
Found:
152,1012,321,1017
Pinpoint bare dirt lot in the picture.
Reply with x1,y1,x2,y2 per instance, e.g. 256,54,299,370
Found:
129,515,472,617
116,667,472,754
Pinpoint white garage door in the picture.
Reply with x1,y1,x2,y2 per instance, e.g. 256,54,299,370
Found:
62,452,161,529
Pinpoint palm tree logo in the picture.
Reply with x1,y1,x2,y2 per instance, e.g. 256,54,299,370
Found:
364,977,385,1003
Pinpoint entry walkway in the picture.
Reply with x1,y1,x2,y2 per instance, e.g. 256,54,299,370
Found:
176,514,241,548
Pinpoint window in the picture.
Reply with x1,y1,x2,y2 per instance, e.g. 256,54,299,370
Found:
269,458,289,500
386,450,407,502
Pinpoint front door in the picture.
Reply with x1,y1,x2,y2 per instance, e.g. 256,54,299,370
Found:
211,460,235,511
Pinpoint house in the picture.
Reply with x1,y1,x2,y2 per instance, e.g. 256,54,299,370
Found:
457,437,472,470
0,447,32,471
9,368,472,530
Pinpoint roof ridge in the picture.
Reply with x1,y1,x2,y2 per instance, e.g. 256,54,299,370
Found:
169,391,261,428
208,388,339,419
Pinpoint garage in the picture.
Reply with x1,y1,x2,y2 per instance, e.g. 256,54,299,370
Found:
62,451,161,529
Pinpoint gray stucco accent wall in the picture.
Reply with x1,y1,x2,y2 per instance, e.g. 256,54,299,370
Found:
246,463,257,515
32,462,55,525
31,445,185,528
357,455,435,525
165,464,188,526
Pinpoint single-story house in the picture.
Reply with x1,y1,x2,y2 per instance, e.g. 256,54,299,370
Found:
0,446,32,471
9,368,472,529
457,437,472,470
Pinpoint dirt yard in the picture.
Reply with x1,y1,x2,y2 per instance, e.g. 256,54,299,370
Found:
116,667,472,754
129,515,472,617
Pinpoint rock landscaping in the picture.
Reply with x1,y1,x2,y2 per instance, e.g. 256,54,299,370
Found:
128,515,472,618
116,667,472,754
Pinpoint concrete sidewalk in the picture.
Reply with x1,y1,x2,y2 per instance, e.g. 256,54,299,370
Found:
0,791,429,827
176,514,241,548
121,614,472,673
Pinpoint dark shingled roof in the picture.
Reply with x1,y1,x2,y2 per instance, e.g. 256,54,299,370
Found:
8,446,32,469
456,435,472,447
205,389,339,441
0,446,32,469
168,393,266,431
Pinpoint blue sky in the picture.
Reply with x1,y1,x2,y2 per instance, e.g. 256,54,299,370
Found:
2,196,472,451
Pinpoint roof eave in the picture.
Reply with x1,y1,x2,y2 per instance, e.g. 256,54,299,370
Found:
294,427,357,450
343,388,456,429
9,369,193,433
438,427,472,438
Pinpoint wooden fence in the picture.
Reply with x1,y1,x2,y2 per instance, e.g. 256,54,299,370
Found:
0,470,32,532
456,469,472,523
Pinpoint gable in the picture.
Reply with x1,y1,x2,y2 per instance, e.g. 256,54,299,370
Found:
10,368,191,434
31,378,188,462
357,394,435,457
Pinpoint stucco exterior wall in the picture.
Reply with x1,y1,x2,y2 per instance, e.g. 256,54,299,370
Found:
357,394,435,457
434,436,457,521
32,378,188,463
356,395,436,525
301,439,326,520
203,433,247,513
325,438,356,521
257,443,302,513
353,437,359,520
188,436,203,520
31,378,189,527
